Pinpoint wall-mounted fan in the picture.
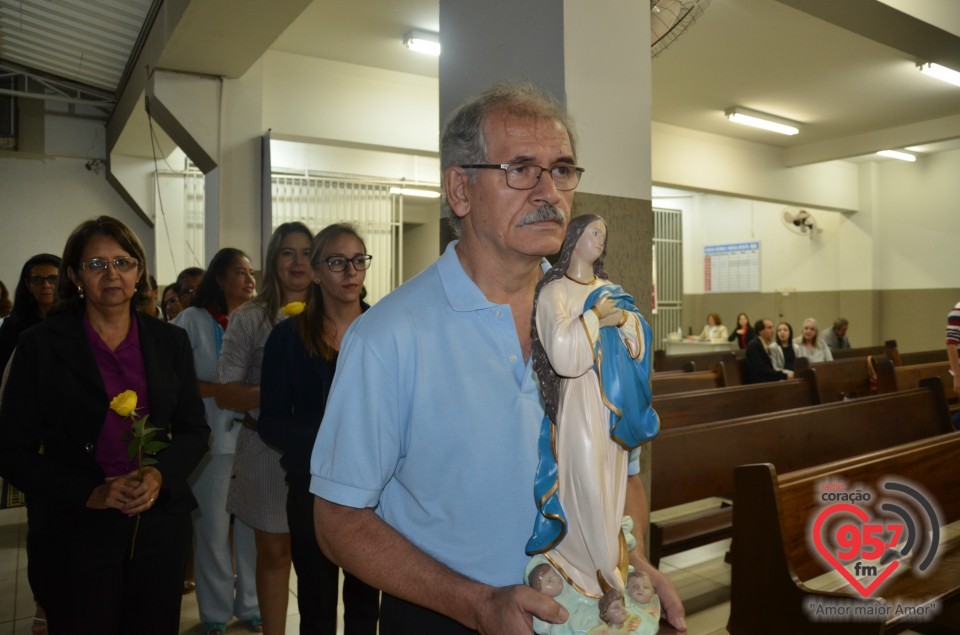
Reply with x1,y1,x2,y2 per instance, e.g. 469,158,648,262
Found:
651,0,712,58
781,207,820,237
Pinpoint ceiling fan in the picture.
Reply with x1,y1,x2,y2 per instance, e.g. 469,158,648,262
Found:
781,207,821,237
650,0,712,58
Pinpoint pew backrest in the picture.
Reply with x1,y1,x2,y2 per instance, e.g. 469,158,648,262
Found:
875,359,956,401
730,431,960,634
809,357,878,402
650,382,951,511
653,376,818,431
650,370,723,395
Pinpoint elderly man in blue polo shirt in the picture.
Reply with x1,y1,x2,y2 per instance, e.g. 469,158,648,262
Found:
309,82,686,635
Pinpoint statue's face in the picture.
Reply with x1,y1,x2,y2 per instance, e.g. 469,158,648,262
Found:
627,573,654,604
573,219,607,265
604,598,628,627
536,567,563,597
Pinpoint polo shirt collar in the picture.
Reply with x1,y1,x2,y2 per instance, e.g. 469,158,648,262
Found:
437,240,551,312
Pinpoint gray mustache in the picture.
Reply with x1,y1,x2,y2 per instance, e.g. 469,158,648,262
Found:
516,205,567,227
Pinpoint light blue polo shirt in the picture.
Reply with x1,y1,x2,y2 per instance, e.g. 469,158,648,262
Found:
310,241,640,587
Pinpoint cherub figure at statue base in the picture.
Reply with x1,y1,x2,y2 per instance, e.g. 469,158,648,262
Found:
525,517,661,635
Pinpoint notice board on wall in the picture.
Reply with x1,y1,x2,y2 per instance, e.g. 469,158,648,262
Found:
704,241,760,293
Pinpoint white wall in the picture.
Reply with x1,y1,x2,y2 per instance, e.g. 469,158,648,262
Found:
271,139,439,186
653,122,861,213
872,148,960,290
659,147,960,298
0,155,150,285
263,51,439,153
664,194,846,294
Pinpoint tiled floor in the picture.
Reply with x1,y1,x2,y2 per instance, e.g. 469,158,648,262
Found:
0,504,734,634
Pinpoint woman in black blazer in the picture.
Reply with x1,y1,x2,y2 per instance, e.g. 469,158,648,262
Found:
727,312,756,349
0,216,209,634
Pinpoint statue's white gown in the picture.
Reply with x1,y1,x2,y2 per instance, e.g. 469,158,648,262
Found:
536,276,643,598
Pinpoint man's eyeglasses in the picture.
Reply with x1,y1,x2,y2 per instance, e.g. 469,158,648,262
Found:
460,163,585,191
321,255,373,272
28,275,58,287
79,257,141,273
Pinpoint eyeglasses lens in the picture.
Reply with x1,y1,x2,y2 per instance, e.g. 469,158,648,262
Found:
84,257,139,273
324,255,372,272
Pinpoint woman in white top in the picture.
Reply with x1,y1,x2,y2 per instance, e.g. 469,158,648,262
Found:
174,248,258,635
694,313,729,342
794,317,833,363
216,222,313,635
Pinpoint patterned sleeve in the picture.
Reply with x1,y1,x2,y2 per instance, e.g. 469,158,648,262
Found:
947,302,960,347
218,302,262,384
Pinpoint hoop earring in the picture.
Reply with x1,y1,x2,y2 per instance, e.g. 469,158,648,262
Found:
77,285,85,299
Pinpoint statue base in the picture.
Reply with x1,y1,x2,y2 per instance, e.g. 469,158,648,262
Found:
525,554,661,635
524,517,661,635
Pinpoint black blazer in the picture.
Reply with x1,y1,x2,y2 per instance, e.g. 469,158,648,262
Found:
744,338,788,384
0,308,209,535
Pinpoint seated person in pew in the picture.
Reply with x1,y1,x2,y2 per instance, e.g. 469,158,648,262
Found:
688,312,728,342
821,316,851,350
727,312,755,350
745,318,793,383
774,321,797,372
794,317,833,363
947,300,960,429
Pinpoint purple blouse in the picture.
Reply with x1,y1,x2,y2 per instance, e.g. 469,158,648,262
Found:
84,314,150,478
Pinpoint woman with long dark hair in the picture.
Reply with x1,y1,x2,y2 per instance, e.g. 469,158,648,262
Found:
0,253,62,373
0,253,61,635
727,312,756,349
174,248,259,635
775,321,797,371
260,223,380,635
0,216,208,633
217,222,313,635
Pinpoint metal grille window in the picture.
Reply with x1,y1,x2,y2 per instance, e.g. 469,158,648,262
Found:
652,207,683,347
183,171,205,268
271,175,402,304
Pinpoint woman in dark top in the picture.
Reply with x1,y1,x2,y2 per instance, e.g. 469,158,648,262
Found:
259,223,379,635
0,216,208,634
727,312,756,349
775,321,797,371
0,254,61,635
0,253,62,374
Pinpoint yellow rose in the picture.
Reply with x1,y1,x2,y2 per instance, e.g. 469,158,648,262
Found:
110,390,138,418
281,301,306,317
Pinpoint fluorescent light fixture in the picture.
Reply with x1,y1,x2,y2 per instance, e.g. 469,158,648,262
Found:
403,30,440,56
725,107,800,136
390,186,441,198
876,150,916,162
918,62,960,87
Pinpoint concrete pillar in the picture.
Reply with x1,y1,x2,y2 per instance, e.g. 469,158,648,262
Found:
439,0,652,302
439,0,656,549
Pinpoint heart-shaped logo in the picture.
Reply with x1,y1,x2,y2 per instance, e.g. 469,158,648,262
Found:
812,503,903,598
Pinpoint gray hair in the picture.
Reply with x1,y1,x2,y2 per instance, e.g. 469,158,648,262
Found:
439,81,578,236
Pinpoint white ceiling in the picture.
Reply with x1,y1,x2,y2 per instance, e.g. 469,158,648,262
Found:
2,0,959,165
268,0,960,164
